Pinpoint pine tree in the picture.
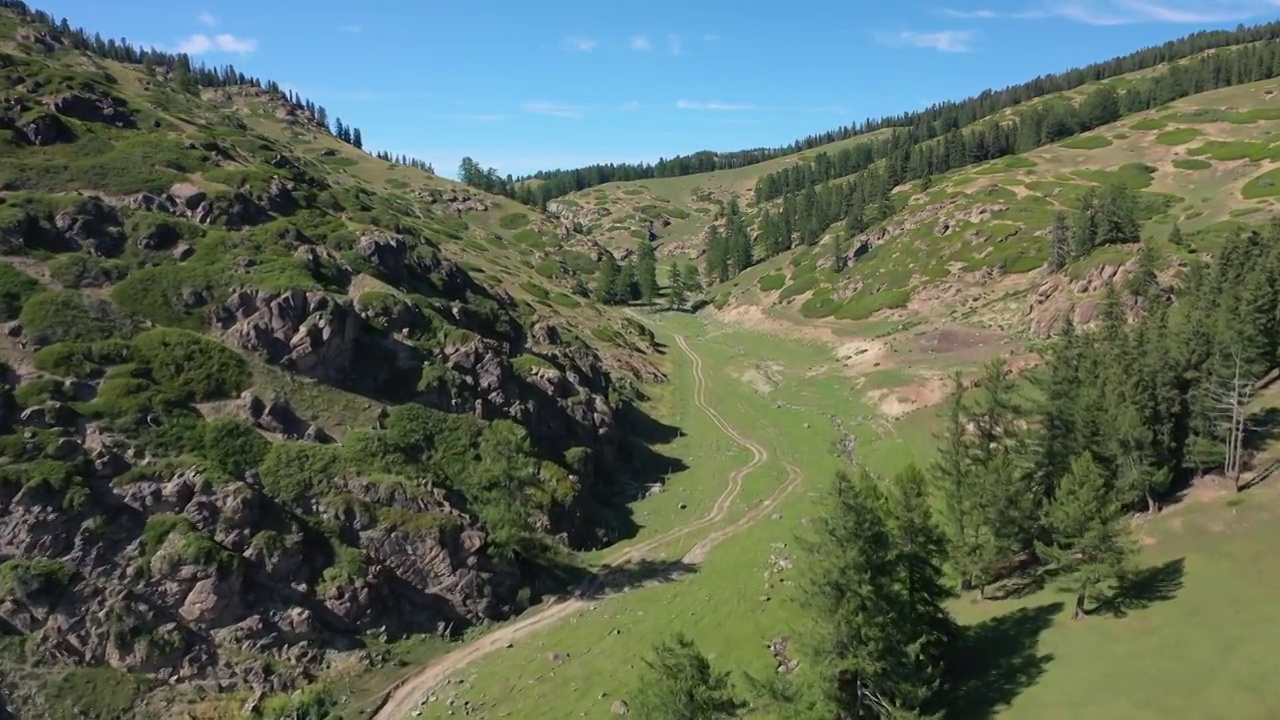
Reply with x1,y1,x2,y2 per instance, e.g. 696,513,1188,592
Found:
933,374,990,593
594,253,622,305
704,225,729,284
351,127,363,150
1127,242,1158,297
681,263,703,297
887,464,958,713
1071,188,1099,259
631,633,745,720
1047,211,1071,272
831,232,847,273
668,263,687,309
1168,221,1185,247
637,242,659,305
1036,452,1136,620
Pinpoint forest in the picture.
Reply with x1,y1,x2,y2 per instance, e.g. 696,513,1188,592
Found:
459,19,1280,208
627,217,1280,719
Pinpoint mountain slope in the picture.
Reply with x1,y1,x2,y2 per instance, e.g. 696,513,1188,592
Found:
0,6,667,718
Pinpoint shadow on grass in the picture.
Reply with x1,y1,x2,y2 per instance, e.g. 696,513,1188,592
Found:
1093,557,1186,618
945,602,1061,720
580,558,698,600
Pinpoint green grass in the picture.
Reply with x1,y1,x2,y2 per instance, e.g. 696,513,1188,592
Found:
1059,135,1114,150
1130,118,1168,131
1154,127,1202,146
1241,167,1280,199
1173,158,1213,171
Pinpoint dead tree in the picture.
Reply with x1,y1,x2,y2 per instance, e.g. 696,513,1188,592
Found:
1214,352,1256,492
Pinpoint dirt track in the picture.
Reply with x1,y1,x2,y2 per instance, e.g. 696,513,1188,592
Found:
370,330,799,720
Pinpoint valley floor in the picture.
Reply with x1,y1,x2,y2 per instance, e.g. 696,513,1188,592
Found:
364,313,1280,720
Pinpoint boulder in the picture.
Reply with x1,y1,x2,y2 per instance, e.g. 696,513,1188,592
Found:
211,289,362,384
17,112,71,145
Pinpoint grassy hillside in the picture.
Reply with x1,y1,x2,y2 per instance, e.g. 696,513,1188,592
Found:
0,5,667,718
551,131,892,259
697,77,1280,336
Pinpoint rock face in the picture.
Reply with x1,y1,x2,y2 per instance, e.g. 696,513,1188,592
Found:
211,289,362,383
0,466,522,692
46,92,135,128
16,112,71,145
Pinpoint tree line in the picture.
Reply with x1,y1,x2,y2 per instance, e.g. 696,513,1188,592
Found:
756,37,1280,207
457,18,1280,208
0,0,438,174
626,219,1280,718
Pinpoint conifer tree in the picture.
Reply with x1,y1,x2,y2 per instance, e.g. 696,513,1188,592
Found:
704,226,729,284
631,633,745,720
637,242,659,305
1072,188,1099,258
933,374,990,593
594,253,622,304
1036,452,1135,620
667,263,687,310
681,263,703,297
1047,211,1071,273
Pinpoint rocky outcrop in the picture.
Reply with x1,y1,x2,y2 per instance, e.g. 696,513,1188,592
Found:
0,464,523,694
16,112,71,145
1023,257,1148,337
46,92,135,129
210,289,362,384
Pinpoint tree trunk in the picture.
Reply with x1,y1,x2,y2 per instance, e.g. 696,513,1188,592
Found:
1145,487,1159,515
978,582,986,601
1072,587,1087,620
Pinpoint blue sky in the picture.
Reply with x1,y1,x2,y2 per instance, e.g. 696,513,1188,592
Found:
32,0,1280,177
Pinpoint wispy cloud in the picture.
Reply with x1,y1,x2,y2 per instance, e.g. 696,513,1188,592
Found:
667,33,683,54
630,35,652,51
939,8,999,18
943,0,1273,25
198,11,218,27
565,36,597,52
620,100,641,111
676,99,757,111
339,23,362,33
879,30,975,52
522,101,584,118
176,32,258,55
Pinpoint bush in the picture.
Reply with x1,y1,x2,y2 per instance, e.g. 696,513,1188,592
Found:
757,273,786,292
18,290,141,344
0,557,78,598
33,339,133,377
499,213,530,230
259,442,347,501
0,263,41,320
47,253,131,288
202,418,269,477
130,328,250,401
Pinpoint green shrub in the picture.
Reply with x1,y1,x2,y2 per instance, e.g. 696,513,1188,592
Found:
1059,135,1113,150
1130,118,1168,131
14,377,63,406
111,264,229,330
0,557,78,598
1173,158,1212,171
1155,128,1202,146
130,328,249,401
18,290,140,344
499,213,530,230
0,263,41,320
202,418,269,477
757,273,786,292
47,253,131,288
33,339,133,377
142,514,233,574
259,442,347,501
778,275,819,301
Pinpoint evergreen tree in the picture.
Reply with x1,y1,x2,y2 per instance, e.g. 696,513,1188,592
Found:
631,633,745,720
1168,221,1185,247
637,242,659,305
800,468,953,718
351,127,363,150
705,226,730,284
886,464,958,713
594,253,622,305
1071,188,1099,258
932,374,990,593
1036,452,1136,620
681,263,703,298
1127,242,1158,297
668,263,687,309
1047,211,1071,272
832,232,847,273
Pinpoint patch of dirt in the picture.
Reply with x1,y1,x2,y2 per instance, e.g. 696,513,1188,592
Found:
738,361,783,395
866,372,953,419
714,304,845,345
836,338,891,375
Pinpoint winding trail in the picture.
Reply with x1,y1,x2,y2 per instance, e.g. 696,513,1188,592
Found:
370,330,799,720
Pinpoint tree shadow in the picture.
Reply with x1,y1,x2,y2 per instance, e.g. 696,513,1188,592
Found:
577,558,697,600
986,570,1047,601
944,602,1061,720
1092,558,1185,618
1244,406,1280,454
590,402,689,546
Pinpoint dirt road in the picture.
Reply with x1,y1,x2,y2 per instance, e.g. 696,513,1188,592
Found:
370,330,798,720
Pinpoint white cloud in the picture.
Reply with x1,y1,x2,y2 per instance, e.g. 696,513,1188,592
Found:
566,36,598,51
339,23,362,33
667,33,682,54
630,35,652,51
880,30,975,52
522,101,584,119
176,32,258,55
620,100,641,111
939,8,998,18
949,0,1274,24
676,99,757,111
198,11,218,26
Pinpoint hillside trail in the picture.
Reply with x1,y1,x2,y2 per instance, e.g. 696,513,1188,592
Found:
370,329,800,720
